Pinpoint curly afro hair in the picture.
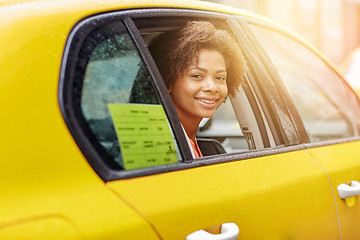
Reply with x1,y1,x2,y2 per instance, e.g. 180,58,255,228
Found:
148,21,246,97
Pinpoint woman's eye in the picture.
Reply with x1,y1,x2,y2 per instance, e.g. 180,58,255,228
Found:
192,74,203,79
217,76,226,81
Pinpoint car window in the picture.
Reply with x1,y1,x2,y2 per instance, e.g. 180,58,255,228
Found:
62,12,289,180
249,24,360,142
78,21,181,170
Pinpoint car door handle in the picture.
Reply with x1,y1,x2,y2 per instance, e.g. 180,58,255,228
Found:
186,223,239,240
337,181,360,199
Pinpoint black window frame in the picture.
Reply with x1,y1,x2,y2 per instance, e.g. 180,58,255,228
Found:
59,8,306,181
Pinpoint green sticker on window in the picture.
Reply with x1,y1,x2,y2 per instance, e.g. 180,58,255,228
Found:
108,104,178,170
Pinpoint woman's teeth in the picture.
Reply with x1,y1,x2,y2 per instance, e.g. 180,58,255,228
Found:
196,98,216,104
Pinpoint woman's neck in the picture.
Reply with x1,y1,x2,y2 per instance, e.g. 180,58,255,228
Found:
180,117,202,142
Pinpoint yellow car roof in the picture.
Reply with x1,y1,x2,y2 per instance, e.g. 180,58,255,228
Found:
0,0,273,26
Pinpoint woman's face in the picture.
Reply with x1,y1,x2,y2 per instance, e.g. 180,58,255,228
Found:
169,48,228,125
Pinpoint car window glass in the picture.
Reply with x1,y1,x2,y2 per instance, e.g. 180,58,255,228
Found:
79,22,181,170
249,24,360,142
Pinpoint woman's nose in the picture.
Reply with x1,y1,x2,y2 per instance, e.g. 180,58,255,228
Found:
202,77,219,92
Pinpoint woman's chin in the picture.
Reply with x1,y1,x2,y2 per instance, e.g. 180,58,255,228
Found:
200,111,216,119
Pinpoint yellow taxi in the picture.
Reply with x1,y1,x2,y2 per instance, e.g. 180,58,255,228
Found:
1,0,360,239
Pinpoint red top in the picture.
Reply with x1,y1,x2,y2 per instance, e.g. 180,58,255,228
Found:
188,137,203,158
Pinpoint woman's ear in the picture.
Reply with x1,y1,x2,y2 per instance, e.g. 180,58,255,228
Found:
168,86,172,93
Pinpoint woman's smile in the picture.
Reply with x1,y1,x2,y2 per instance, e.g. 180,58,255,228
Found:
195,97,218,105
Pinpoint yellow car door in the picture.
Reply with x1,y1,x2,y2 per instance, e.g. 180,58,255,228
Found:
248,18,360,239
108,149,338,240
59,8,341,239
307,142,360,239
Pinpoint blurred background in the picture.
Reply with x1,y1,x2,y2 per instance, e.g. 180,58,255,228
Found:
203,0,360,91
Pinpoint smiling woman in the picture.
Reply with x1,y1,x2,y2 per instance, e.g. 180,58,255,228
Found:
148,21,246,157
